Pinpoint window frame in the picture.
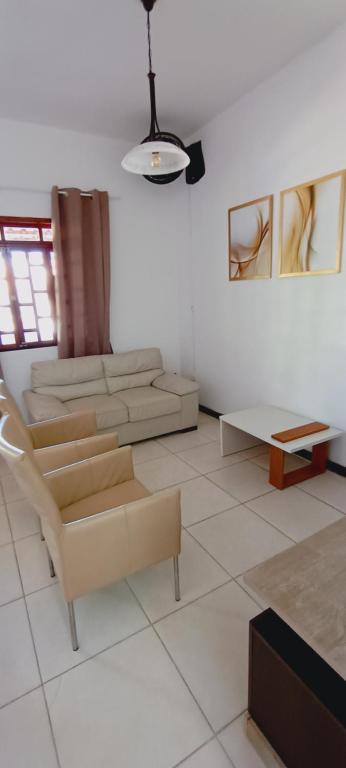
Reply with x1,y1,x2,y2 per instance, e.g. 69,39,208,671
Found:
0,216,57,352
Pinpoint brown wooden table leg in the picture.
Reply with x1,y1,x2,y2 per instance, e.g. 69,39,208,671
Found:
269,441,329,490
269,446,286,490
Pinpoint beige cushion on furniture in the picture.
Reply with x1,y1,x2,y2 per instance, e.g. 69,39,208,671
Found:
32,356,107,402
103,348,163,394
0,382,119,474
24,390,69,420
65,394,128,430
24,347,200,444
153,372,199,396
102,348,162,376
32,356,104,388
117,387,181,422
34,378,107,402
106,369,163,394
0,413,181,651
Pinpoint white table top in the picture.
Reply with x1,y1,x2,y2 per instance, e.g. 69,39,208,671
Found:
220,405,343,453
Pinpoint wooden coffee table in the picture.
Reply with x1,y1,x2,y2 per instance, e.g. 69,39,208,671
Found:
220,405,343,490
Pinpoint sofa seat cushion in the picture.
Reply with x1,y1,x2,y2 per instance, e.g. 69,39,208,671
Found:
65,395,128,430
117,387,181,423
61,478,150,523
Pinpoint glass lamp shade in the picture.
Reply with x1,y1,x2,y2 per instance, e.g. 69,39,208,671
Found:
121,140,190,175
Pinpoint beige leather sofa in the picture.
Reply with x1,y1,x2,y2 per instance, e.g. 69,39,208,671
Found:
0,412,181,651
24,348,199,444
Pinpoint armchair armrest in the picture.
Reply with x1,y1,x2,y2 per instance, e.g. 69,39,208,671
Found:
28,410,97,449
152,372,199,396
23,390,69,422
34,432,119,473
45,446,134,508
60,487,181,601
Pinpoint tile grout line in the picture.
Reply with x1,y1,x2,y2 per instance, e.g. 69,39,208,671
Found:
2,495,63,768
124,577,218,741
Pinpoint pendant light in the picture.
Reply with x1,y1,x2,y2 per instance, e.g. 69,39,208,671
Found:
121,0,190,184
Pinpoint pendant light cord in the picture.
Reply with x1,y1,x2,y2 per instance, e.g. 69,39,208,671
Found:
147,11,153,74
146,9,160,134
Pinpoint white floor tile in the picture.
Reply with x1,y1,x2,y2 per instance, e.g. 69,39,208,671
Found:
247,486,343,541
45,627,211,768
170,476,239,527
0,455,11,477
0,599,40,707
1,474,24,503
181,740,233,767
198,419,221,441
219,714,283,768
156,582,259,731
179,442,248,474
128,530,229,622
15,534,56,594
135,454,199,491
132,439,169,464
6,498,40,541
158,429,212,453
0,688,58,768
0,503,12,545
207,462,272,502
251,451,308,472
189,506,292,577
235,577,269,610
300,471,346,513
198,412,216,425
27,580,149,681
0,543,22,606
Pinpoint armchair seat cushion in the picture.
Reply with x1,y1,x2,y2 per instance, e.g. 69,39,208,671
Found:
65,394,128,430
117,387,181,422
61,478,150,524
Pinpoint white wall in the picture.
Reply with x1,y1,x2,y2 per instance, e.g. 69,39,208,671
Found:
187,24,346,464
0,118,188,415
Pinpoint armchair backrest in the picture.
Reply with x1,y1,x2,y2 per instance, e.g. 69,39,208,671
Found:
0,414,62,539
0,382,33,452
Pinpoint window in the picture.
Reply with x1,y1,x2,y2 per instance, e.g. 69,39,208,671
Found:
0,217,57,350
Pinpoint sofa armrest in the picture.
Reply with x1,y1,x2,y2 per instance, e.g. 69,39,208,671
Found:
24,390,69,422
153,372,199,396
28,410,97,449
34,432,119,473
60,487,181,601
45,446,134,508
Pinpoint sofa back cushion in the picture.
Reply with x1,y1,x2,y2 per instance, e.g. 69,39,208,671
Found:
103,348,163,394
31,356,107,402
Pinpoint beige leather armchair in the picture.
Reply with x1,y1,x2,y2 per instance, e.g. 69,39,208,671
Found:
0,414,181,650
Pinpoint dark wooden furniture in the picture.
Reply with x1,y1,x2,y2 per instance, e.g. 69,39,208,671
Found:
249,609,346,768
269,440,329,490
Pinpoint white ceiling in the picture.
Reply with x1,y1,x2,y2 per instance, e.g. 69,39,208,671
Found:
1,0,346,143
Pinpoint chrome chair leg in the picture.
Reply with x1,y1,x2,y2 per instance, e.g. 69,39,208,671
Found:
38,516,44,541
67,601,79,651
173,555,181,602
47,547,55,578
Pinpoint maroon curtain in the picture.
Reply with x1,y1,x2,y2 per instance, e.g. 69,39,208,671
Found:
51,186,112,358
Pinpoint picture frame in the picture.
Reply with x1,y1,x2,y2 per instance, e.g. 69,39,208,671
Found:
228,195,273,281
279,170,346,277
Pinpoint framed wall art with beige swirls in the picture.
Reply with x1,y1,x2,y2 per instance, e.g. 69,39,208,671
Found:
228,195,273,281
279,170,346,277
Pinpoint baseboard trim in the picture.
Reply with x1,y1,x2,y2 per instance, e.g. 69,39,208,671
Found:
199,404,221,419
297,449,346,478
199,407,346,477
